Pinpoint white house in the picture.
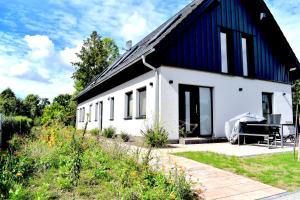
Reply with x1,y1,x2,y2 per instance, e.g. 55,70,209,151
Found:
76,0,299,142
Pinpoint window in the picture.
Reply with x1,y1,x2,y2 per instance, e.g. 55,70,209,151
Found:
242,37,248,76
262,93,273,120
110,97,114,121
79,108,82,122
220,31,228,73
241,35,254,77
77,109,80,123
82,107,85,122
89,104,92,122
137,88,146,118
95,102,98,121
125,92,133,119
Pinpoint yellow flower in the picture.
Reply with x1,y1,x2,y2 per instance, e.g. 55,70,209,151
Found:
130,171,137,178
16,172,23,177
169,193,176,199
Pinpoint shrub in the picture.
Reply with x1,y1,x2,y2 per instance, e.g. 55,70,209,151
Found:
119,132,130,142
89,128,100,136
141,124,169,148
101,127,115,138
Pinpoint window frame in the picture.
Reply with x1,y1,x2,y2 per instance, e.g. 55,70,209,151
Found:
125,91,133,120
89,104,92,122
241,33,254,77
95,102,99,122
136,87,147,119
262,92,273,119
220,31,229,74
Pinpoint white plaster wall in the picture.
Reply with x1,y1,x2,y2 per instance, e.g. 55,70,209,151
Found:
77,70,156,137
160,66,293,139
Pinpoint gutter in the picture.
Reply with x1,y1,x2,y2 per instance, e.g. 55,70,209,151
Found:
141,50,159,125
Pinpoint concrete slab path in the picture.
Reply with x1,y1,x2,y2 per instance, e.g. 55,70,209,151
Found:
154,152,285,200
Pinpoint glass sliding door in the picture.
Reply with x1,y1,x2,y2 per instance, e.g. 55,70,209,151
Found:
199,87,213,136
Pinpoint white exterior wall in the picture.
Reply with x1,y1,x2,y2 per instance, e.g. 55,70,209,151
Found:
159,66,293,140
77,70,156,136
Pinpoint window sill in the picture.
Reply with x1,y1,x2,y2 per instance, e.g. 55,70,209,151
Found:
124,117,133,120
135,116,146,120
109,119,114,121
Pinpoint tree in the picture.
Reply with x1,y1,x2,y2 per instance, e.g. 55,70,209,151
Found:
53,94,72,108
72,31,119,93
0,88,18,116
22,94,41,119
42,94,77,126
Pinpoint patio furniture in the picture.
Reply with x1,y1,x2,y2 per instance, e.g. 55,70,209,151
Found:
238,114,282,149
281,123,296,143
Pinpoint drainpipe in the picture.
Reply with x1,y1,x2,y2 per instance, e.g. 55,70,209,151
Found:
141,52,159,125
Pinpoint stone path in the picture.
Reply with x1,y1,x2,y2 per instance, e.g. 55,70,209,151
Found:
147,147,286,200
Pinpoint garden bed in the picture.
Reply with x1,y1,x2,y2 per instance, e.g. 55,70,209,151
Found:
0,123,200,199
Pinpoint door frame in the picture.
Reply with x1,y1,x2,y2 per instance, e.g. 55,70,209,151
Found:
178,84,214,138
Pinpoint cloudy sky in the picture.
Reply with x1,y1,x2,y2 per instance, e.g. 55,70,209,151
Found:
0,0,299,100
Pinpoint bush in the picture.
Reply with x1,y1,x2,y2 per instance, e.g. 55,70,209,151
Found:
141,124,169,148
101,127,115,138
119,132,130,142
89,128,100,136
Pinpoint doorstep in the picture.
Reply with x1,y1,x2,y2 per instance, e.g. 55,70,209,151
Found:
179,137,228,145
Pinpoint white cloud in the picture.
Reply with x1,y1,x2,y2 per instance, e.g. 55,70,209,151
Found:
0,34,79,100
121,12,147,42
265,0,300,59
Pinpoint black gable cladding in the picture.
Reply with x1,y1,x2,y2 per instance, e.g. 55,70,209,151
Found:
156,0,298,83
77,0,299,103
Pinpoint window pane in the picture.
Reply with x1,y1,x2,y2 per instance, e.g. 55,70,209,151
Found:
199,88,212,136
242,37,248,76
185,91,191,132
128,93,133,117
110,98,114,120
139,89,146,116
262,93,272,119
95,103,98,121
83,108,85,122
220,32,228,73
89,104,92,122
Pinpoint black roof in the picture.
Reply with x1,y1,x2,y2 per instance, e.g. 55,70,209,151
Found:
77,0,299,100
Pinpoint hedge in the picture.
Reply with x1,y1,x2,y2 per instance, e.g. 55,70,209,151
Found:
0,115,33,149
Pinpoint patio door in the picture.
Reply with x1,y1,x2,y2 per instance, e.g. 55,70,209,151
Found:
179,85,213,137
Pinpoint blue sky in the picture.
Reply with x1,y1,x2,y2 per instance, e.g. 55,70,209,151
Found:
0,0,299,100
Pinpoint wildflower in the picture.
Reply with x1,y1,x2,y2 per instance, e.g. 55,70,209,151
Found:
16,172,23,177
130,171,137,178
169,193,176,199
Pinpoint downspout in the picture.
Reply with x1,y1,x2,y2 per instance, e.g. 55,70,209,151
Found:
141,51,159,125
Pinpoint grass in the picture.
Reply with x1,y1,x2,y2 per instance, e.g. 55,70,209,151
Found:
174,151,300,191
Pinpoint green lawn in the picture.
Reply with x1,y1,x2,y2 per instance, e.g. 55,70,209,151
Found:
174,151,300,191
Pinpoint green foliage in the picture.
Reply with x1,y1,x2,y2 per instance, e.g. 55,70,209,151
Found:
41,94,77,126
41,102,66,124
119,131,130,142
0,123,197,199
1,116,33,148
72,31,119,93
102,127,115,138
141,124,169,148
89,128,100,136
293,80,300,105
0,88,18,116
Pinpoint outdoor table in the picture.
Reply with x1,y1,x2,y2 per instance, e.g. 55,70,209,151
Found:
239,124,282,148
